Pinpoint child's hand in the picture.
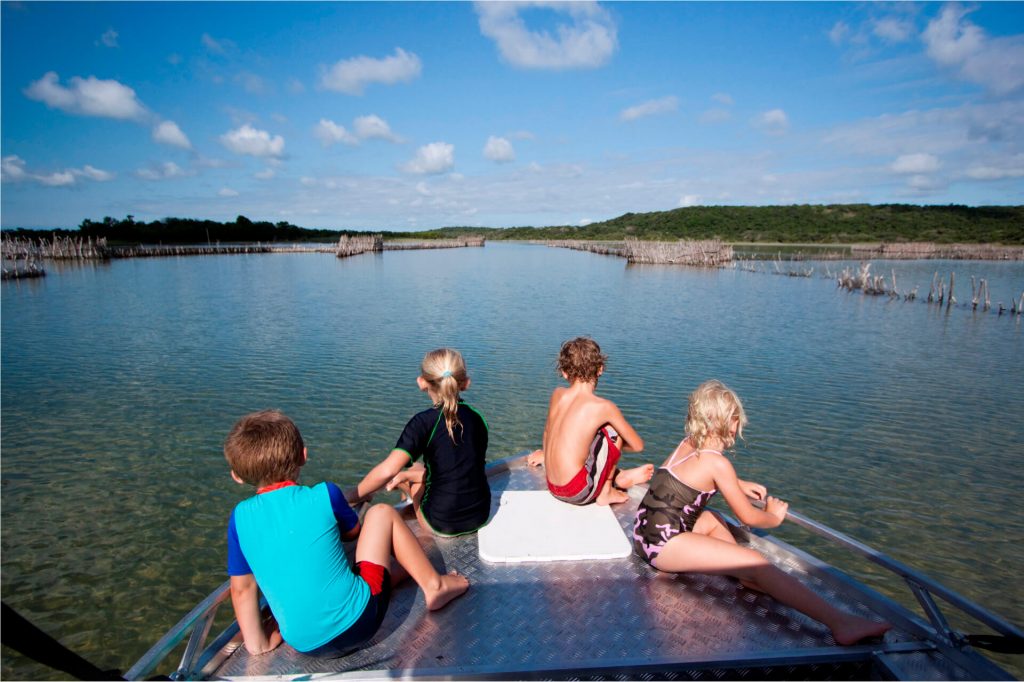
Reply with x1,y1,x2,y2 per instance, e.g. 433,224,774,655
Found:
385,472,409,492
765,496,788,526
526,449,544,467
740,480,767,501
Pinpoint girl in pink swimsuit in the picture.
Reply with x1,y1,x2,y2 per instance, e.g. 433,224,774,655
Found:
632,380,891,646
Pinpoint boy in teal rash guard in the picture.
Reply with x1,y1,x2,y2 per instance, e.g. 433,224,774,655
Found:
224,410,468,657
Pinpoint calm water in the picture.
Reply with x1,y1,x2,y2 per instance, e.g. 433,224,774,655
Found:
2,243,1022,678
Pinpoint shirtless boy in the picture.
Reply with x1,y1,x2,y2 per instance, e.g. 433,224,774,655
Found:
528,337,653,505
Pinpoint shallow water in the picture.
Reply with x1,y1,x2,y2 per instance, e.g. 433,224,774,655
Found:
2,243,1022,678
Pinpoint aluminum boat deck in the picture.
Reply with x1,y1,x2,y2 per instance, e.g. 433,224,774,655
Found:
129,455,1021,680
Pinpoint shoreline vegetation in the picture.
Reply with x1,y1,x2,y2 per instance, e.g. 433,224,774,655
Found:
2,204,1022,279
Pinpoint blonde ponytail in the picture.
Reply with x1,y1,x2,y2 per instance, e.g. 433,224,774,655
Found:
421,348,469,441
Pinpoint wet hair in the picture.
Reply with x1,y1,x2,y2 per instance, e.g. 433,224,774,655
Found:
421,348,469,442
556,337,607,384
686,380,748,450
224,410,305,486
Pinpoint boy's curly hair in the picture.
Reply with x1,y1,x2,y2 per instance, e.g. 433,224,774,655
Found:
224,410,305,486
556,337,607,384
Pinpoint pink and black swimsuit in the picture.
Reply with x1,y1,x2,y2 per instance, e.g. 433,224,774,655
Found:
632,443,719,565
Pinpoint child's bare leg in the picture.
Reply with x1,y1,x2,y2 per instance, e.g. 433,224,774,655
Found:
596,477,629,505
653,533,891,645
356,504,468,610
613,464,655,489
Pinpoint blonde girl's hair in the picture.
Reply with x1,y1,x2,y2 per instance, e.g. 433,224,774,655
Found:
686,380,748,451
421,348,469,442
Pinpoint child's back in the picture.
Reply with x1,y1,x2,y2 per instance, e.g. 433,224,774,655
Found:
533,337,652,506
230,482,367,651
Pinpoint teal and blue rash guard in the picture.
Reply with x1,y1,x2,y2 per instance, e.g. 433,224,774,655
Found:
226,482,368,653
396,401,491,535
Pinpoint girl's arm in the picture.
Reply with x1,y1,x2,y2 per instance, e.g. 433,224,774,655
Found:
229,575,282,656
738,479,767,500
351,449,412,504
603,402,644,453
710,456,786,528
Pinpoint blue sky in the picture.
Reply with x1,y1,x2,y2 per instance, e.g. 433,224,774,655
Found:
2,2,1023,230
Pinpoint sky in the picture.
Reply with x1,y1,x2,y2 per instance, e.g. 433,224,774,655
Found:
1,2,1023,231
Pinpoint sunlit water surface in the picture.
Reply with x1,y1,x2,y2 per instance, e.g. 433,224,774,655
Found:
2,244,1022,678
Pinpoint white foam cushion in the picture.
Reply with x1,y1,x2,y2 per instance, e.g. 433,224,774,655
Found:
478,490,632,563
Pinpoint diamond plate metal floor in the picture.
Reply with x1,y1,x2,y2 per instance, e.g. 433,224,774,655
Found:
210,458,985,680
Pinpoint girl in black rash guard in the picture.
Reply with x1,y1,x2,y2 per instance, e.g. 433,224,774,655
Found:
352,348,491,536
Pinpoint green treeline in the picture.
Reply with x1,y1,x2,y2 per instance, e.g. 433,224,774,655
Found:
475,204,1024,244
3,204,1022,245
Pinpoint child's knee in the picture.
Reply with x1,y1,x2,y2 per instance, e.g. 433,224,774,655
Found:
365,503,398,523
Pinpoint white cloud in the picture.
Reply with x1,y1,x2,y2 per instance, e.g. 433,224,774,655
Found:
922,5,1024,95
219,187,240,197
752,108,789,135
220,124,285,158
314,119,358,147
620,96,679,122
99,28,119,48
152,120,192,149
36,171,76,187
966,155,1024,180
712,92,734,106
891,153,940,174
77,165,114,182
1,155,29,182
678,194,701,207
401,142,455,175
483,136,515,162
510,130,536,140
475,1,618,70
136,162,188,181
236,72,269,95
254,168,276,180
202,33,233,55
167,53,182,66
872,17,913,43
24,71,147,120
319,47,422,95
354,114,402,142
1,156,114,186
700,108,732,124
578,218,593,226
828,21,850,45
287,78,306,94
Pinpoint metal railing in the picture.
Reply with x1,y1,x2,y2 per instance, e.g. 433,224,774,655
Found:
781,506,1024,652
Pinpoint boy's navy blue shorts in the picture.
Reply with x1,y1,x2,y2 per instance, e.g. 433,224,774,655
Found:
304,561,392,658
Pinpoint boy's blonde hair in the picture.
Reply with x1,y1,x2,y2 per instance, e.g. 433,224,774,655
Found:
421,348,469,442
224,410,305,486
557,337,607,384
686,380,747,450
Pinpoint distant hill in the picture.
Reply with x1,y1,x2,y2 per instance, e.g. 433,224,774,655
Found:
2,205,1022,245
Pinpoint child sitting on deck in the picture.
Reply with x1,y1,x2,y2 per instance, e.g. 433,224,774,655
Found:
527,337,653,505
352,348,491,536
224,410,468,657
632,380,891,645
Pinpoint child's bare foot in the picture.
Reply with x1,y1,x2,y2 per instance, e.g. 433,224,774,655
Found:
525,449,544,466
831,615,892,646
597,483,630,505
424,571,469,611
614,464,655,489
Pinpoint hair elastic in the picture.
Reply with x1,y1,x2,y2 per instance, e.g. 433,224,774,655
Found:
441,370,453,378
